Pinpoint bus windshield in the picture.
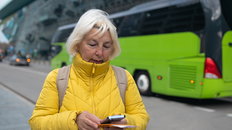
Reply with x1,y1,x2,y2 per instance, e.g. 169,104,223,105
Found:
50,45,62,58
50,25,74,69
50,26,74,58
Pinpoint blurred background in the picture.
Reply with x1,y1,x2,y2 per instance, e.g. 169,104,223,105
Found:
0,0,232,130
0,0,151,61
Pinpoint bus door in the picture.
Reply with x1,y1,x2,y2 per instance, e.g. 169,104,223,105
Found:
222,31,232,82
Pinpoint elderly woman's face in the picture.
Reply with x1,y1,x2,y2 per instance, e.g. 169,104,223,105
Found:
78,28,114,64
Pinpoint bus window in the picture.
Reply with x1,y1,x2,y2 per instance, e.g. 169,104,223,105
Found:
140,7,167,35
220,0,232,29
165,3,205,33
139,2,206,53
112,17,124,29
140,3,205,35
118,13,143,37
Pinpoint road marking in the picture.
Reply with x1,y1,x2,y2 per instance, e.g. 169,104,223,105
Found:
194,107,215,112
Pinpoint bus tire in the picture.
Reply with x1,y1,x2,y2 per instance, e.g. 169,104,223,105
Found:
134,71,152,96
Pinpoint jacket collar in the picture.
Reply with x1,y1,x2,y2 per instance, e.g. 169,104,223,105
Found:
72,53,110,77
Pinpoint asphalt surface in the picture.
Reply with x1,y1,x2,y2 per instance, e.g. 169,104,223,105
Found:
1,60,232,130
0,60,49,130
0,84,33,130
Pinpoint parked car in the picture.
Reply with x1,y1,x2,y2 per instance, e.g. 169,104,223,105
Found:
9,55,31,66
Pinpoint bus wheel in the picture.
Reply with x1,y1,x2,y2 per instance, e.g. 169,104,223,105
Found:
134,71,152,96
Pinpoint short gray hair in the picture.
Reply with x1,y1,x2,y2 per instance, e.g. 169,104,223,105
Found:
66,9,121,60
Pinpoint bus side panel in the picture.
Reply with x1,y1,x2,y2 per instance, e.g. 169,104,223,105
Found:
201,79,232,98
111,61,169,94
111,32,204,98
114,32,200,61
166,57,205,98
222,31,232,82
149,62,169,94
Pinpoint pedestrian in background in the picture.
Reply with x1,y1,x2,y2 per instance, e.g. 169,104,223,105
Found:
29,9,149,130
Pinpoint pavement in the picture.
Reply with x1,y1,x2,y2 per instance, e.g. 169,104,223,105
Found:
0,84,33,130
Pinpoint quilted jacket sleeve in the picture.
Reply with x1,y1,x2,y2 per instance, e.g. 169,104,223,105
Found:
29,69,80,130
123,70,150,130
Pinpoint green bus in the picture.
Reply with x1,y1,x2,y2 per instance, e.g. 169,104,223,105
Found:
50,24,75,69
51,0,232,99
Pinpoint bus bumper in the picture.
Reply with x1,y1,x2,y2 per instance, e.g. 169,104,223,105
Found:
201,79,232,98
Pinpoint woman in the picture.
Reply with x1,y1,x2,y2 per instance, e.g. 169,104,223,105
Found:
29,9,149,130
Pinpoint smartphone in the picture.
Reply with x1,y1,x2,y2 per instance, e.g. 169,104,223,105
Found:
101,115,125,124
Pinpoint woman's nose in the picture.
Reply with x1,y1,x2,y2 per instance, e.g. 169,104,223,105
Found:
95,47,103,57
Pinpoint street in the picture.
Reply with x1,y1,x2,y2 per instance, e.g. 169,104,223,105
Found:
0,61,232,130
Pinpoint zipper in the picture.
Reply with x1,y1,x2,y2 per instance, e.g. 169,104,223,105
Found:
91,63,96,114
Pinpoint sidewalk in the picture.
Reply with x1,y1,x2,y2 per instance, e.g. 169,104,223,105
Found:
0,84,34,130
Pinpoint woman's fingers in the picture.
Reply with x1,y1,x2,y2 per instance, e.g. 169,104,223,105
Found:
111,118,127,124
77,111,101,130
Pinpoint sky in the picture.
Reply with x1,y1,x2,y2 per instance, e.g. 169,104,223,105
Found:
0,0,12,10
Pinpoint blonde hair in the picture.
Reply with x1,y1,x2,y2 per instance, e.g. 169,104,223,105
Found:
66,9,121,60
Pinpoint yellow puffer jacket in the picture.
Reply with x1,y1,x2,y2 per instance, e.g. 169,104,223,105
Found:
29,54,149,130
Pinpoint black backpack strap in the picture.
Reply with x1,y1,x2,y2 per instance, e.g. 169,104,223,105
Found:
56,65,71,111
112,65,127,104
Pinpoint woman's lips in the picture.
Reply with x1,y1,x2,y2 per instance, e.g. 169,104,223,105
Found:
89,59,104,64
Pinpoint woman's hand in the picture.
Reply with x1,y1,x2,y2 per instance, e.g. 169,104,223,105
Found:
76,111,101,130
111,118,127,124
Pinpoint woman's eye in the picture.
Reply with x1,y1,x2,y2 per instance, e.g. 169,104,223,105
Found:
88,42,97,47
103,44,112,49
103,45,110,48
